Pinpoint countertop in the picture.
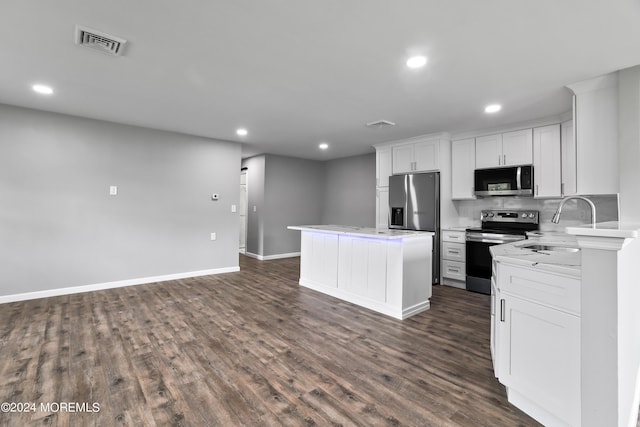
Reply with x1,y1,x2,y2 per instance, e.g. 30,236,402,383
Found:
287,225,434,240
566,221,640,239
491,237,581,278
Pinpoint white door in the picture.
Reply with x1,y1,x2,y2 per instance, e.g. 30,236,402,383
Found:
239,171,248,253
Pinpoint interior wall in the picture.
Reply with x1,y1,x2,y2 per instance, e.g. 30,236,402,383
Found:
263,154,325,257
0,104,241,296
322,153,376,227
618,65,640,224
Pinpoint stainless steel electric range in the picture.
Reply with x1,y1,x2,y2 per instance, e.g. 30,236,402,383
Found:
465,209,539,294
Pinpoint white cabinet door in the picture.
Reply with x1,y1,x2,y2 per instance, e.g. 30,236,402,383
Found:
414,140,439,172
570,74,619,195
498,294,580,427
475,134,503,168
502,128,533,166
491,277,499,378
533,124,561,198
561,120,577,196
376,148,392,187
376,188,389,229
451,138,476,199
392,144,414,174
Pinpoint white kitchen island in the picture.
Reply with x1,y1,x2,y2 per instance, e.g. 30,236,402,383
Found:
287,225,433,320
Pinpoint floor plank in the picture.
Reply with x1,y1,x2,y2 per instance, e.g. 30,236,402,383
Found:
0,255,614,426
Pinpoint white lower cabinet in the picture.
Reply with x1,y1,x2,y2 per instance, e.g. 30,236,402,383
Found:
494,262,580,427
441,230,466,288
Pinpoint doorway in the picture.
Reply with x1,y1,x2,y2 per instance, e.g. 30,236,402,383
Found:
239,170,248,253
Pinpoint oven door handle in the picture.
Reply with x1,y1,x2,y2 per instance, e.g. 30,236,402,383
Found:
466,235,524,244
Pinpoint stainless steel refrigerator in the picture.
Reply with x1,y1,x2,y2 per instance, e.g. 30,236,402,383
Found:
388,172,440,284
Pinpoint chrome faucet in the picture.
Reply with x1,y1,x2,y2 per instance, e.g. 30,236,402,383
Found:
551,196,597,228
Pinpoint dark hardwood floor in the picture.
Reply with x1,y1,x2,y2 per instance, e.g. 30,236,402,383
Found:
0,255,546,426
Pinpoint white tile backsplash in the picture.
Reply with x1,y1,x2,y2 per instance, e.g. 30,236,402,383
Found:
453,194,619,231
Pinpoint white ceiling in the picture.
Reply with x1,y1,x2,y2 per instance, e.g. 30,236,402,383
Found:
2,1,640,160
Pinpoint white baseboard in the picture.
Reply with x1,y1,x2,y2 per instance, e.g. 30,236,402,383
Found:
299,278,430,320
244,252,300,261
0,266,240,305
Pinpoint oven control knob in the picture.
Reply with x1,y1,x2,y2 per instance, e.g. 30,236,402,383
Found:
521,213,528,218
529,213,535,218
488,213,494,217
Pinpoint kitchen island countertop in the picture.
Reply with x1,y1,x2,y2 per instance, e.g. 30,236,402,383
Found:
287,225,433,240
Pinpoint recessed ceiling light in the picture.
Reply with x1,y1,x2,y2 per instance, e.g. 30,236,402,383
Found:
406,55,427,69
32,84,53,95
485,104,502,113
236,128,248,137
319,143,329,150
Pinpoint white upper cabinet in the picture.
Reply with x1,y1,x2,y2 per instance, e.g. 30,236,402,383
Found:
533,124,561,198
566,72,619,195
451,138,476,199
502,129,533,166
561,120,577,196
413,139,439,171
392,144,415,174
376,148,392,188
475,134,503,169
392,139,440,174
476,129,533,168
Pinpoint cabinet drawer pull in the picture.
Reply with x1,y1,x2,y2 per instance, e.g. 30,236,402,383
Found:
448,267,460,273
500,299,505,322
498,154,501,165
503,154,506,165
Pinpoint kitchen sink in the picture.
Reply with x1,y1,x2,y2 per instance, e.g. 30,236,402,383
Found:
521,244,580,253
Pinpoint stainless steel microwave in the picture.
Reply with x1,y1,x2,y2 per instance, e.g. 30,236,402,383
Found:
474,165,533,197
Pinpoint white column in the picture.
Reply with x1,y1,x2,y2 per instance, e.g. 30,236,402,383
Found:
569,225,640,427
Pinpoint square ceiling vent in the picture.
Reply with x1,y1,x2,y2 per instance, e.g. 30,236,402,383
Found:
75,25,127,56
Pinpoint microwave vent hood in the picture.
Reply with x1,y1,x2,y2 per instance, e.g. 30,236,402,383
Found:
474,165,534,197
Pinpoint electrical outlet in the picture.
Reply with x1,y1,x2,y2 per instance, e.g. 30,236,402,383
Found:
231,204,237,213
109,185,118,196
210,232,217,241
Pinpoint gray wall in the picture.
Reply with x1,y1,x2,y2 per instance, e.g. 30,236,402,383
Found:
0,104,241,296
322,153,376,227
264,155,325,256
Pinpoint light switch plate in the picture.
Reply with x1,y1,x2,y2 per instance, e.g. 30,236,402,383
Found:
231,204,237,213
109,185,118,196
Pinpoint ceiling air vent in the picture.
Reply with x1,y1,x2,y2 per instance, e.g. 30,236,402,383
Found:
75,25,127,56
366,120,396,129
